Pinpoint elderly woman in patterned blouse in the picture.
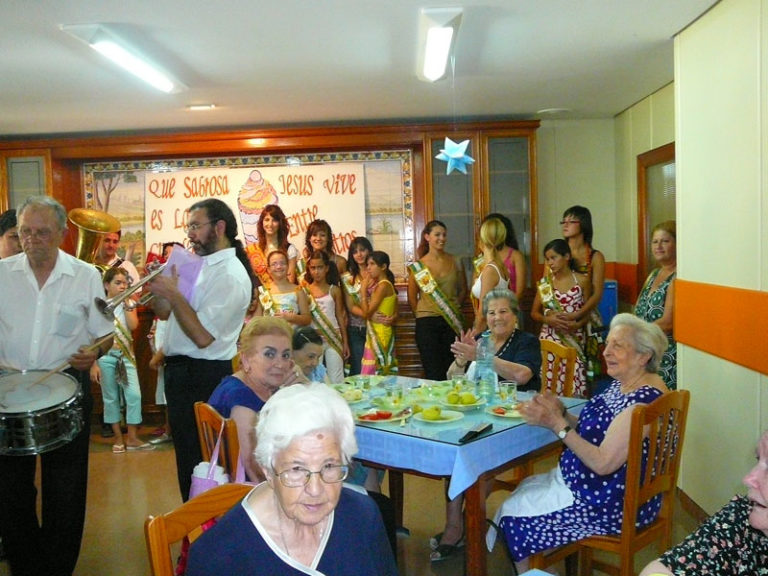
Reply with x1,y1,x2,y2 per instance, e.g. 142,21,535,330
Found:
489,314,669,574
640,429,768,576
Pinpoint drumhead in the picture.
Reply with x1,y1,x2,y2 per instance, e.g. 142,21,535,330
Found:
0,371,80,413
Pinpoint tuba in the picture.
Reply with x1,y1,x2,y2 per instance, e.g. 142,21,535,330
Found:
67,208,122,272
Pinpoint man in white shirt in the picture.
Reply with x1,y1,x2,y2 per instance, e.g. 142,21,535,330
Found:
0,196,114,576
149,198,253,501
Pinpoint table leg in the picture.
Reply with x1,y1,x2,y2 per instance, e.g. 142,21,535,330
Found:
387,469,404,528
464,479,487,576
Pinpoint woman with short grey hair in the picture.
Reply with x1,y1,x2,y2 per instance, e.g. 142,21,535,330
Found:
188,383,397,576
491,314,670,573
608,312,668,373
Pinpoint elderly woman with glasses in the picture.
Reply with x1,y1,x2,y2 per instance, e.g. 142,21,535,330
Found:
207,316,303,482
188,382,398,576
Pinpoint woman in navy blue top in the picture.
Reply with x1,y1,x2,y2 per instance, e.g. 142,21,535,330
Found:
208,316,300,481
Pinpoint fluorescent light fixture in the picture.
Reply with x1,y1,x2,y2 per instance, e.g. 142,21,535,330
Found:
417,7,463,82
60,24,187,94
187,104,216,111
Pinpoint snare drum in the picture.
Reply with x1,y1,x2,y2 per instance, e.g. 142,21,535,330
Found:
0,371,83,456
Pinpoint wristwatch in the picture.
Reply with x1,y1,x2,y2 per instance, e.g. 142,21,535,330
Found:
557,425,572,440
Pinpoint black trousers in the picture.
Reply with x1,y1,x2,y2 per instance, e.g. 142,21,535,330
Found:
0,370,92,576
415,316,458,381
164,356,232,501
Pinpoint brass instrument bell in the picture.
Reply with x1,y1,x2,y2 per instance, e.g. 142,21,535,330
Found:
67,208,122,265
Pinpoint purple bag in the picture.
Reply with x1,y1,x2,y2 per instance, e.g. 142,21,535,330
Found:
189,422,230,499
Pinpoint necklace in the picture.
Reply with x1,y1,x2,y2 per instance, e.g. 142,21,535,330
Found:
275,499,327,561
492,330,516,358
621,372,646,395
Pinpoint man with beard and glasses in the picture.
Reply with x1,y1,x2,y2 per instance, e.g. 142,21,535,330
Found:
148,199,254,501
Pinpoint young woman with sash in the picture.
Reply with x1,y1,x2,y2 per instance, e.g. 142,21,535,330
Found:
531,239,591,396
360,251,398,375
471,217,510,332
297,219,347,284
475,213,526,300
407,220,467,381
342,236,374,375
244,205,299,286
303,250,349,383
258,250,311,328
561,205,606,372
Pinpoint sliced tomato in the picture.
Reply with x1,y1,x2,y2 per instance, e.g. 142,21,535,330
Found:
492,407,507,415
376,411,392,419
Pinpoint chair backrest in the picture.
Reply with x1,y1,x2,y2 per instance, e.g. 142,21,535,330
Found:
144,483,252,576
622,389,690,542
539,339,577,396
194,401,240,478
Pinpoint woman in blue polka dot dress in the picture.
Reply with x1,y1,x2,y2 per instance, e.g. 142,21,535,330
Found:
489,313,670,573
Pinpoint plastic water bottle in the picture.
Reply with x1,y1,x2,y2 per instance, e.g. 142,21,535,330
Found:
475,333,496,403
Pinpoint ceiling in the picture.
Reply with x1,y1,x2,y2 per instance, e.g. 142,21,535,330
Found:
1,0,717,138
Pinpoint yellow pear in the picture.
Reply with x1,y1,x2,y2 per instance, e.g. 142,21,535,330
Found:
460,392,477,405
446,392,460,405
422,406,442,420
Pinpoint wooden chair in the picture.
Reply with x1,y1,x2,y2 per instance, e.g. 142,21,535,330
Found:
540,339,577,397
194,401,240,479
144,483,252,576
491,340,579,494
528,389,690,576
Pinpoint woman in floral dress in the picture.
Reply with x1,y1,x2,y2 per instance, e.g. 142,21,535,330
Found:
635,221,676,389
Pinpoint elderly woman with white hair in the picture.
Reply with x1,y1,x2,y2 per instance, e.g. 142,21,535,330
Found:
489,313,669,573
187,382,398,576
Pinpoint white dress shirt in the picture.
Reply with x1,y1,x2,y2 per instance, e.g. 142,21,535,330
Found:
0,250,114,370
164,247,250,360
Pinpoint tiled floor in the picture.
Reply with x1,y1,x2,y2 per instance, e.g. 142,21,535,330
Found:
0,429,700,575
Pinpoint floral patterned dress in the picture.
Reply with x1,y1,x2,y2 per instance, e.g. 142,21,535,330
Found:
659,495,768,575
540,279,586,396
635,268,676,389
499,381,663,561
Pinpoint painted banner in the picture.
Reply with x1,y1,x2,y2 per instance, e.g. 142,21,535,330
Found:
144,163,366,259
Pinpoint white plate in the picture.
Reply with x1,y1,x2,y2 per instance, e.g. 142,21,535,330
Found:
413,409,464,424
485,405,523,418
439,397,487,411
355,409,412,423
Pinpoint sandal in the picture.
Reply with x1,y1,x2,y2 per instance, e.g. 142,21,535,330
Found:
430,542,464,562
429,531,465,550
112,444,126,454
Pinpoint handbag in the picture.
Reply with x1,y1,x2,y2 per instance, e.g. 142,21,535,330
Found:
189,421,231,499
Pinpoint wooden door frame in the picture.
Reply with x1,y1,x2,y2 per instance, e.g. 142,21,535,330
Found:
637,142,675,288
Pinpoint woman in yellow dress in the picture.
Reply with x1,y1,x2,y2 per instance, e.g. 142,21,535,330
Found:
360,251,398,375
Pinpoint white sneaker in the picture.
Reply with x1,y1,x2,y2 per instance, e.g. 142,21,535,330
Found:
149,433,172,445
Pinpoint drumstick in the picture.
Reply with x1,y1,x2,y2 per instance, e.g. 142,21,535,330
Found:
29,333,114,389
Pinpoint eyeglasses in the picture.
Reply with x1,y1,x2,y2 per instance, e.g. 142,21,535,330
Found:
183,220,216,233
559,220,580,226
268,260,287,269
19,227,54,240
273,464,349,487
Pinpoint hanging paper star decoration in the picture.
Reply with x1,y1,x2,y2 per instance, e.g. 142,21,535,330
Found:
435,137,475,175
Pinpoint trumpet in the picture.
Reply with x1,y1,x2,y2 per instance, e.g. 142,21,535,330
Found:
95,265,165,319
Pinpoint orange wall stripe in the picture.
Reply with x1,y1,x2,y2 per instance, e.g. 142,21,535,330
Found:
676,279,768,375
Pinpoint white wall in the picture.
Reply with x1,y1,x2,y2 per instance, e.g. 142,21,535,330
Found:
536,119,616,265
675,0,768,512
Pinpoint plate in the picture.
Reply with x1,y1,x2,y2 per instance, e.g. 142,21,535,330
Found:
440,397,487,411
486,405,523,418
355,409,412,423
413,410,464,424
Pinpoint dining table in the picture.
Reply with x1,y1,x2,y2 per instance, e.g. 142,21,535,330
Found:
349,375,587,576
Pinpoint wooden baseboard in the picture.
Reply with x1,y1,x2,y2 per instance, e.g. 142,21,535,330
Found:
677,487,709,524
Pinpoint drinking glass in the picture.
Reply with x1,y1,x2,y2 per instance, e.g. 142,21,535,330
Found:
498,380,517,404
